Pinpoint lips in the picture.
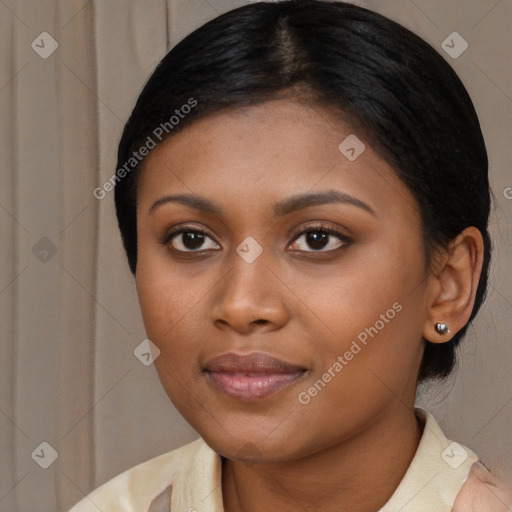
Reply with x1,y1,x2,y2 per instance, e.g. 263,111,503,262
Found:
203,352,307,401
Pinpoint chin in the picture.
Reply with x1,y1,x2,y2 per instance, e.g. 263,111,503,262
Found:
195,421,309,465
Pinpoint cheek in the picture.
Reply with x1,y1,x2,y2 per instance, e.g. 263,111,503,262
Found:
295,242,426,383
136,244,197,336
136,264,205,404
134,253,217,382
290,246,419,338
135,268,173,342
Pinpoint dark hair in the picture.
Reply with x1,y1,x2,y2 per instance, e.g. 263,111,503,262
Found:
114,0,491,382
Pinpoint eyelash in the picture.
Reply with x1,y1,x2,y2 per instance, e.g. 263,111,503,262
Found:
160,223,352,254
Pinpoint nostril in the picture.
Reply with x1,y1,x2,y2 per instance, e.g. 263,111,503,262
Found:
252,319,269,325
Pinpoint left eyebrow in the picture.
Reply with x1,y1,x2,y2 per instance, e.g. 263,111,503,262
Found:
273,190,376,217
148,189,376,218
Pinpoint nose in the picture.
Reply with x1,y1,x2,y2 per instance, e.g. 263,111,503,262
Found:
210,253,290,334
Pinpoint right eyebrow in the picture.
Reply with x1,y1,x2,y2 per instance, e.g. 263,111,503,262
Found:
149,194,223,216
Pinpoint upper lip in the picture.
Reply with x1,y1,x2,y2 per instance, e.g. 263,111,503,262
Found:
203,352,306,373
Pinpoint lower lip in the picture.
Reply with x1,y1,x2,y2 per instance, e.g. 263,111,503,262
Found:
206,371,305,401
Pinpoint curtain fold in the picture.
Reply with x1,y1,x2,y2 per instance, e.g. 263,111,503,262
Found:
54,0,98,508
12,1,62,510
0,6,16,512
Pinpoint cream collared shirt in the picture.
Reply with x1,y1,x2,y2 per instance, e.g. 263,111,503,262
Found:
69,408,511,512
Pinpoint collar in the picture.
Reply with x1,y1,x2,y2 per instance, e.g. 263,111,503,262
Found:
148,407,478,512
378,407,478,511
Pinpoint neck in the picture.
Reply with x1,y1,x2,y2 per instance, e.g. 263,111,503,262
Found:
222,404,423,512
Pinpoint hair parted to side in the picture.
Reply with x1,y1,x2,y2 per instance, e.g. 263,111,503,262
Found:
114,0,492,382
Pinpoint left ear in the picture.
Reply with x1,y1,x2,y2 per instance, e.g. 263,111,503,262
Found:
422,226,485,343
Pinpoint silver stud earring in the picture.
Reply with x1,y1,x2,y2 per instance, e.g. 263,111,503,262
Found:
435,322,450,335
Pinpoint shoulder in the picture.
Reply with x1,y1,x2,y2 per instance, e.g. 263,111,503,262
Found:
68,437,207,512
453,461,512,512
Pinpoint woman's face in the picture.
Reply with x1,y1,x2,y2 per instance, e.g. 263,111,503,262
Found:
135,100,430,462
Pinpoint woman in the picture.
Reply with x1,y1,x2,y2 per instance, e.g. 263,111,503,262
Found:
70,1,511,510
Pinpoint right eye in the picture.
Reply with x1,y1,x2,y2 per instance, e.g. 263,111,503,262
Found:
164,228,221,252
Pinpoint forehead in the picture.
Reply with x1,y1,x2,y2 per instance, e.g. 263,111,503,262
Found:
137,100,419,223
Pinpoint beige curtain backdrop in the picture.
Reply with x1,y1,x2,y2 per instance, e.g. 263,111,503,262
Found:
1,0,511,510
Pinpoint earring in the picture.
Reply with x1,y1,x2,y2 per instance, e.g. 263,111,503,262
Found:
435,322,450,335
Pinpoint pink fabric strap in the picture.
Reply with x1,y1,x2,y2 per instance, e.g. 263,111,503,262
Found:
452,461,512,511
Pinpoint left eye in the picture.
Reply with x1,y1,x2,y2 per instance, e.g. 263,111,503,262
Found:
289,229,349,252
